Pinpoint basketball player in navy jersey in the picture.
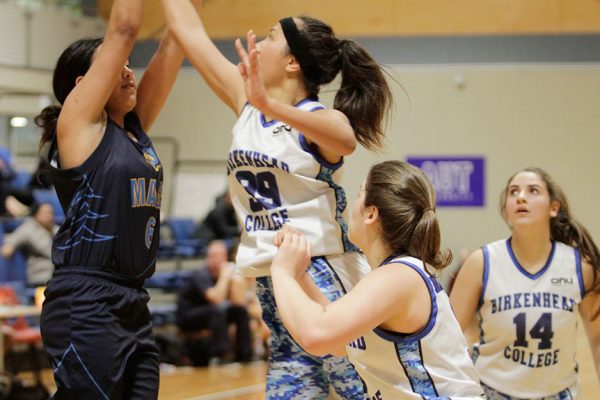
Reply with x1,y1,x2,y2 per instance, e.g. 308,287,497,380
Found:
271,161,484,399
451,168,600,399
34,1,195,398
161,0,393,398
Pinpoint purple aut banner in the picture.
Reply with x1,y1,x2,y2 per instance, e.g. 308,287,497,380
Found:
406,156,485,207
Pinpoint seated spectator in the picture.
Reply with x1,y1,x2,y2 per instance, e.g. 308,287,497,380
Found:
9,158,54,208
176,240,252,365
0,151,17,216
193,191,239,243
1,202,55,286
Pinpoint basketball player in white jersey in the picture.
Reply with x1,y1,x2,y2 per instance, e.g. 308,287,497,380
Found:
161,1,393,398
271,161,485,399
451,168,600,399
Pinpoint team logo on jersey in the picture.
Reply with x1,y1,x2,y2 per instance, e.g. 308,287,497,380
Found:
272,124,292,136
143,147,161,171
550,277,573,285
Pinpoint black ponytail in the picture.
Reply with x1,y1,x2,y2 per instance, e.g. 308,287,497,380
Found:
293,16,393,151
35,105,61,150
335,39,392,151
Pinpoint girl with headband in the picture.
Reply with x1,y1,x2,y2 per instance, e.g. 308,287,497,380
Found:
161,1,393,398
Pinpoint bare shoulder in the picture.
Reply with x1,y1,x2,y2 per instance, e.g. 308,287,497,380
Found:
581,258,597,294
462,248,485,273
366,262,429,301
313,108,351,125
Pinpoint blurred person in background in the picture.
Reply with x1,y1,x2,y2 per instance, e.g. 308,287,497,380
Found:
1,202,55,287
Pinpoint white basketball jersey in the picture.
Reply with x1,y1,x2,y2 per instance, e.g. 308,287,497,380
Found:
474,239,584,398
346,256,484,400
227,100,359,277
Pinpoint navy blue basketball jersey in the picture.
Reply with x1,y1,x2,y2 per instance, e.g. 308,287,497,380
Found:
49,112,162,284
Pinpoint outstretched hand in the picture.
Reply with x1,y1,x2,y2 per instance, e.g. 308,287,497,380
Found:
272,225,311,279
235,30,269,110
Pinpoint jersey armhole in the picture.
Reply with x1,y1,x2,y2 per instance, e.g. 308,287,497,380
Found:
574,247,585,298
479,246,490,307
49,121,114,179
373,260,438,343
298,133,344,170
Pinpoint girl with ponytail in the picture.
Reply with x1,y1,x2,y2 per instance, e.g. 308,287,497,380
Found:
161,1,392,397
450,167,600,399
270,160,484,399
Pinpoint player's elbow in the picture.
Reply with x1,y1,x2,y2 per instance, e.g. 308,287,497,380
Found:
296,328,336,356
338,139,356,156
110,13,142,40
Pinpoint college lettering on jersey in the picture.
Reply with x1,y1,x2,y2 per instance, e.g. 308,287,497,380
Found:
490,292,576,314
130,178,162,209
226,149,290,175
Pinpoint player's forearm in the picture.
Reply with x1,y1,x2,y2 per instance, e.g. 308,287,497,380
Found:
272,269,332,354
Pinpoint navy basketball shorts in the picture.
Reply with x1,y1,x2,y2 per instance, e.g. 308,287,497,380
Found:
256,255,365,400
41,275,159,400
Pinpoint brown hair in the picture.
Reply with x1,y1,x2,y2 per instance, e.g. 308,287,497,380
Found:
293,16,393,151
364,160,452,271
500,167,600,294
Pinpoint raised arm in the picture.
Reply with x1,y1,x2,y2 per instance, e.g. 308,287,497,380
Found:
134,29,185,132
579,260,600,383
57,0,143,168
236,31,356,162
449,249,484,332
160,0,246,114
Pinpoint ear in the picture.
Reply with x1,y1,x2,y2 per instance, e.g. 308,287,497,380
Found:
364,205,379,226
549,200,560,218
285,55,302,74
75,76,84,85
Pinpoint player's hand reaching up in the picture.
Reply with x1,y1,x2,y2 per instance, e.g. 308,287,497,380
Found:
272,225,311,279
235,30,269,111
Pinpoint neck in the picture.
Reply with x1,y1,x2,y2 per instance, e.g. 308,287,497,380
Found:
267,80,309,105
510,228,553,271
360,234,393,271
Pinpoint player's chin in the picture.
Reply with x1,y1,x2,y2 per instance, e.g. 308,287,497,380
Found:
125,97,137,112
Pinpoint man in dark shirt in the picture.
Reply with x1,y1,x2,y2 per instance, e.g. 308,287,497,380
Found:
176,240,252,364
193,191,239,243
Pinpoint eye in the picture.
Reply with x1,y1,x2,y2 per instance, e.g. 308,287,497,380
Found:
530,187,539,194
509,188,519,196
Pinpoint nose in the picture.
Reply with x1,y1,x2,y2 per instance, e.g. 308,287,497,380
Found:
123,65,133,80
516,190,526,203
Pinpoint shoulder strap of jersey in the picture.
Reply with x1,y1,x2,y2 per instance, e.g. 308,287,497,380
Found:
295,99,326,112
